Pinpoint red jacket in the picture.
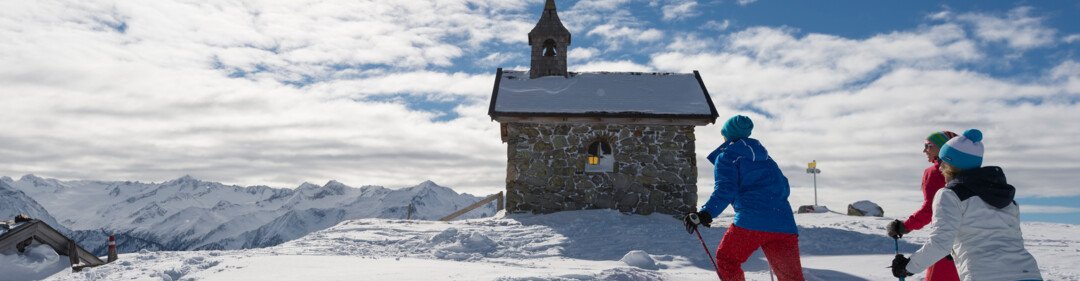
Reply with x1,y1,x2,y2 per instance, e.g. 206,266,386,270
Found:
904,160,947,231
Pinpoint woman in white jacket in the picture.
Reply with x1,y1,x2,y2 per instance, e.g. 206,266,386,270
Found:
892,129,1042,281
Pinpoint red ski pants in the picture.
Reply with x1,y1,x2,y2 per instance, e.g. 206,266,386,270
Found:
926,256,959,281
715,225,804,281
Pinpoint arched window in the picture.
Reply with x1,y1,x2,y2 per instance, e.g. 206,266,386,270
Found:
543,39,557,57
585,140,614,173
587,141,611,156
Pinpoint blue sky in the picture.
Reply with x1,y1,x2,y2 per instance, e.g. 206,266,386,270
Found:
0,0,1077,224
1020,196,1080,224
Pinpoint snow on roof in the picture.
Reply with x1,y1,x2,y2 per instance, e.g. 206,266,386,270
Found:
489,70,718,120
0,243,72,280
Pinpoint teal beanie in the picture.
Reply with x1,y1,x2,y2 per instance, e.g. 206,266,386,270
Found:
721,115,753,141
939,129,984,170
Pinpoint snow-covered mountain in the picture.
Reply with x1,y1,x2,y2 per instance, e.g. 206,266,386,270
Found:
1,175,496,255
0,179,69,234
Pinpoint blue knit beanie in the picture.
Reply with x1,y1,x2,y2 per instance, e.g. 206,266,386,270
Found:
721,115,753,141
939,129,984,170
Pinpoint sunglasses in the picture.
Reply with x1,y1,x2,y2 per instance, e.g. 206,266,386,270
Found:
923,143,935,150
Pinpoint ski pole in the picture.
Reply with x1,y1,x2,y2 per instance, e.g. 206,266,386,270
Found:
693,228,723,280
894,238,904,281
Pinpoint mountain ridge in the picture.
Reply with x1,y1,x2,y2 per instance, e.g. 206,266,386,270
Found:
0,180,70,234
2,174,497,256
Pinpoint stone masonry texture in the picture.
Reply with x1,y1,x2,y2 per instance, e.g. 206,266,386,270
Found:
504,122,698,215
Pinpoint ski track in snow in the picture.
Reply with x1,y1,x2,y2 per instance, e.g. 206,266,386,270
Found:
47,210,1080,281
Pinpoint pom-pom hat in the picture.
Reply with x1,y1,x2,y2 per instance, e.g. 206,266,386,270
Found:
938,129,984,170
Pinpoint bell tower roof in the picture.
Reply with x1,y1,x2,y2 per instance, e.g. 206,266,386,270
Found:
528,0,571,45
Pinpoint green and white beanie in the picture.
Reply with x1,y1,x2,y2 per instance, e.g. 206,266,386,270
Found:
926,131,958,148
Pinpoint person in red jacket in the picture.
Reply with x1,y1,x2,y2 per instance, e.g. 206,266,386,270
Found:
886,131,960,281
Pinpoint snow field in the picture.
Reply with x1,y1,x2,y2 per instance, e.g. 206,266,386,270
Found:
49,210,1080,281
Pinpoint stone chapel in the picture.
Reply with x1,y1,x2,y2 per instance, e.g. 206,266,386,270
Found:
488,0,718,215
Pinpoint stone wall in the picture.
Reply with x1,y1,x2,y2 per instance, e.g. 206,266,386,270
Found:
504,122,698,215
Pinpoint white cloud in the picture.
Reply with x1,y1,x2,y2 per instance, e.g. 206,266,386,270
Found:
1065,34,1080,44
476,52,519,68
756,68,1080,197
0,64,508,190
1051,60,1080,80
927,10,951,21
702,19,731,31
568,47,600,61
662,1,699,21
736,0,758,6
562,0,633,31
569,0,631,12
306,71,495,100
588,24,665,44
657,24,1079,216
653,24,980,103
564,3,664,51
666,33,721,52
952,6,1057,50
1050,60,1080,94
0,0,534,190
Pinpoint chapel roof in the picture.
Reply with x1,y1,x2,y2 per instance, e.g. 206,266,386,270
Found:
488,69,719,122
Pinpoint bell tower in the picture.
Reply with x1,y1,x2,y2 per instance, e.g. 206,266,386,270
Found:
528,0,571,79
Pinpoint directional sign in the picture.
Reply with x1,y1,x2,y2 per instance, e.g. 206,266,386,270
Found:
806,160,820,174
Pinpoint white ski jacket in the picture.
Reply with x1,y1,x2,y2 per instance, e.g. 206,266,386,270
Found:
906,166,1042,281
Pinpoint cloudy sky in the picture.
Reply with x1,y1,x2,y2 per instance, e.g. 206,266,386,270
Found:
1,0,1078,223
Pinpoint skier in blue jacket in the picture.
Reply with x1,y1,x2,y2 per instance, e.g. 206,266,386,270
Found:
683,115,804,281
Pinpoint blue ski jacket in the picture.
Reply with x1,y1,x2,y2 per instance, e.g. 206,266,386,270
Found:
700,138,798,234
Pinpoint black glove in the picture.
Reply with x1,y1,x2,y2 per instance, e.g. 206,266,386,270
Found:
887,219,909,239
683,211,713,234
891,254,914,278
